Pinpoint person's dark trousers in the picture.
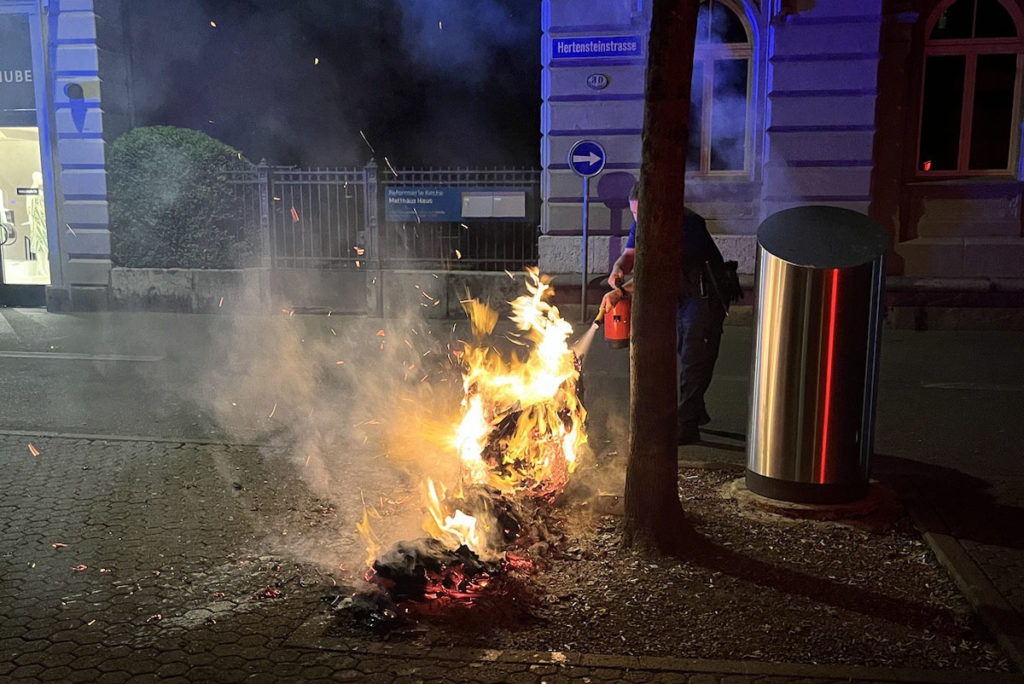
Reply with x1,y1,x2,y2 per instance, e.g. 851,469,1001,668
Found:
676,295,725,442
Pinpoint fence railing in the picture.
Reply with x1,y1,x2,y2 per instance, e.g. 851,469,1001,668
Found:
229,161,539,272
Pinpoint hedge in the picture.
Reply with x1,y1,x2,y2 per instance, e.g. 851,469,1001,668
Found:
109,126,256,269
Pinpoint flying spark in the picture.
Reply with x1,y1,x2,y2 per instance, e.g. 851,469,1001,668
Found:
359,130,376,155
384,156,399,177
268,403,277,419
314,57,320,65
210,20,217,28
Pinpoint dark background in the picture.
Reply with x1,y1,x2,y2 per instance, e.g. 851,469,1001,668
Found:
124,0,541,167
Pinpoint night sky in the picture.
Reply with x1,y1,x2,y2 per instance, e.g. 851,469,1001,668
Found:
125,0,541,168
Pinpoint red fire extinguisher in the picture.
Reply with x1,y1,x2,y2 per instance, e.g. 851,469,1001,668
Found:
602,279,630,349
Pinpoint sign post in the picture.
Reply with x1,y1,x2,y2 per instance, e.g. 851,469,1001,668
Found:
567,140,607,322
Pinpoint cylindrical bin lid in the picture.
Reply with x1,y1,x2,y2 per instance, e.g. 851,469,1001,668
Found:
746,206,887,504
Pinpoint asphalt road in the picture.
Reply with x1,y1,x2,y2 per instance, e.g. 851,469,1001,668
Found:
0,306,1021,499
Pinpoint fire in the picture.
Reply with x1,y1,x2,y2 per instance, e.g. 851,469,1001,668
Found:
358,268,587,566
356,507,383,568
454,268,586,495
422,479,489,557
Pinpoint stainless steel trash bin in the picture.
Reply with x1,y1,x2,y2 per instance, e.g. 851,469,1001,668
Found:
746,206,887,504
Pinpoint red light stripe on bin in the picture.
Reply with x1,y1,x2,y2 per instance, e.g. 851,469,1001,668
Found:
820,269,839,482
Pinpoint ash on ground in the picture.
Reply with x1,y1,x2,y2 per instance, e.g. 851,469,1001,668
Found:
327,465,1012,672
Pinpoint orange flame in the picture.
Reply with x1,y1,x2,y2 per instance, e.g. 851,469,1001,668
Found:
358,268,587,565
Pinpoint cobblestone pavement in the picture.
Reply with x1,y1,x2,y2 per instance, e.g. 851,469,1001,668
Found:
3,433,1020,683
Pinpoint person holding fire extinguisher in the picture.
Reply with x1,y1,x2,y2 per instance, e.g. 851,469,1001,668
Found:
600,183,734,445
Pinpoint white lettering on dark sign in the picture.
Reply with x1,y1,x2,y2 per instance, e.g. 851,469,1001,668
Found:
0,69,33,84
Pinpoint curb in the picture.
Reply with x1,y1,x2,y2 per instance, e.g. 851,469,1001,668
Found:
287,611,1020,683
0,428,269,449
908,501,1024,673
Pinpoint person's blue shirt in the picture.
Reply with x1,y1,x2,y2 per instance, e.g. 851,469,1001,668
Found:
624,208,725,300
624,209,722,264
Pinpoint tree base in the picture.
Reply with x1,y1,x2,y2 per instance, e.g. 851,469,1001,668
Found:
621,498,697,556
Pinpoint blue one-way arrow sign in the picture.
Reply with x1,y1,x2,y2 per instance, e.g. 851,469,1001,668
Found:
567,140,607,177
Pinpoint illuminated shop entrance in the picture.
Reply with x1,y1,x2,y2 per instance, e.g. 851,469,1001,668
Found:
1,9,49,304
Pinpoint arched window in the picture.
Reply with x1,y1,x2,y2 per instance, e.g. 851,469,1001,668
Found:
688,0,753,175
918,0,1024,175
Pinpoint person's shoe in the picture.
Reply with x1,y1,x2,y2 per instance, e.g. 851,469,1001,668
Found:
677,423,700,445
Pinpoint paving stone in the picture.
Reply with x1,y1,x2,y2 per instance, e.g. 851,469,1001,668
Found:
64,668,103,683
9,663,45,679
38,665,75,682
156,661,190,678
94,670,132,684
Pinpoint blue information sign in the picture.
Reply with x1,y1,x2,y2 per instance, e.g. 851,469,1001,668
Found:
385,187,463,222
567,140,607,178
384,186,530,222
552,36,643,60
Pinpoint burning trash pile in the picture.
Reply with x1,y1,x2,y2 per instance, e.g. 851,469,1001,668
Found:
343,269,588,630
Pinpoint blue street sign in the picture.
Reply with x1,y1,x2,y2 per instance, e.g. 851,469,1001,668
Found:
552,36,643,60
567,140,607,178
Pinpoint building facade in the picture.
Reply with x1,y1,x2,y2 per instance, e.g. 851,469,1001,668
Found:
0,0,126,308
539,0,1024,282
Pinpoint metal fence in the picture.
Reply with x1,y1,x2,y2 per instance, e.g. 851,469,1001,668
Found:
230,161,539,272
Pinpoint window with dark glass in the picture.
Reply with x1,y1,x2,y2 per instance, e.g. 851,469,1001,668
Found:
688,0,751,176
918,0,1023,175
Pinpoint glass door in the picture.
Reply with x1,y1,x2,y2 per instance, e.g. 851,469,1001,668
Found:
1,10,50,288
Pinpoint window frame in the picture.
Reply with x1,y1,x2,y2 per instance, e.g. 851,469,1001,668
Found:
690,0,754,178
916,0,1024,178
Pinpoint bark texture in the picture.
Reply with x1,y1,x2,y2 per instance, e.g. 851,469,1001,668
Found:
622,0,701,554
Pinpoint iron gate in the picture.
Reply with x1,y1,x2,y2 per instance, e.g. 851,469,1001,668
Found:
264,167,369,270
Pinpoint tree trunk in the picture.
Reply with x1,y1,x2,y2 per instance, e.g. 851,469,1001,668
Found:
622,0,701,554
